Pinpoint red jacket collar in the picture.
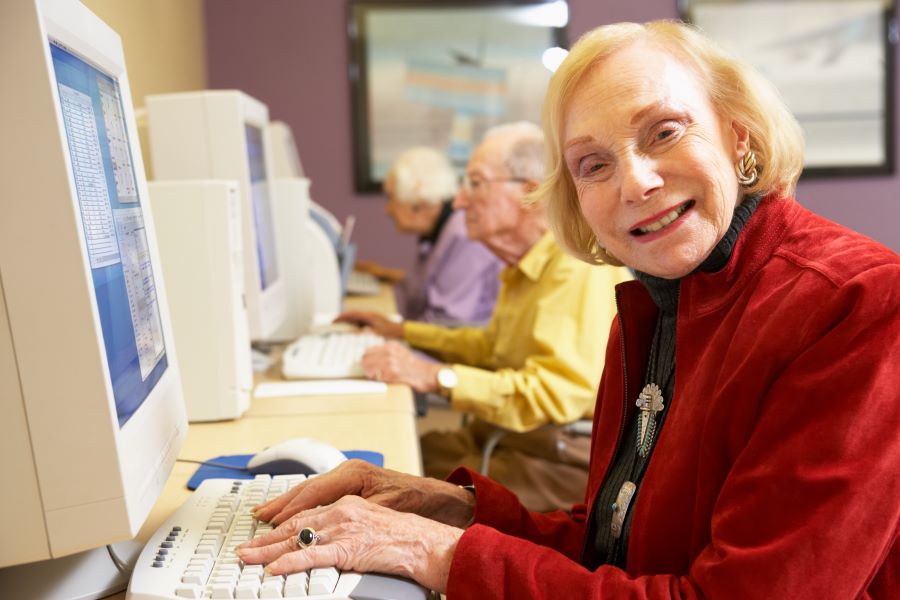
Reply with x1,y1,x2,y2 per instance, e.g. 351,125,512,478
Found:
681,195,798,318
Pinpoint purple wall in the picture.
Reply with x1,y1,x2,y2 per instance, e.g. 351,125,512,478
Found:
205,1,899,269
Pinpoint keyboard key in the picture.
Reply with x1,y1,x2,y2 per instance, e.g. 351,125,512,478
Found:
175,583,203,598
284,571,309,598
236,579,262,599
242,565,265,580
211,582,236,598
259,579,284,598
308,567,339,595
181,571,205,585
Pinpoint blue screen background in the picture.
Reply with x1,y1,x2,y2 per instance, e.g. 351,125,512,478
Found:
50,42,167,427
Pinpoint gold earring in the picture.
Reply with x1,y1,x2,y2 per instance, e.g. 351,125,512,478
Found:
736,150,759,186
593,237,624,266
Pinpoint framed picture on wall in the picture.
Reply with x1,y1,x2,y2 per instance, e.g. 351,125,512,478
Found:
348,0,568,193
680,0,897,178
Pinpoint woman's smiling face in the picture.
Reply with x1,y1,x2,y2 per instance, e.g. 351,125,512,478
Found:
563,40,749,279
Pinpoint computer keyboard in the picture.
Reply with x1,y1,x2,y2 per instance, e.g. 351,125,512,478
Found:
281,332,384,380
127,476,430,600
345,271,382,296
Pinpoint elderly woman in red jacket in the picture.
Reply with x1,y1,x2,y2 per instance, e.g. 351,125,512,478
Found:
236,20,900,598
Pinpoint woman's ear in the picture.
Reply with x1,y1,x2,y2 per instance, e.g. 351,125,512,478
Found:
730,120,751,160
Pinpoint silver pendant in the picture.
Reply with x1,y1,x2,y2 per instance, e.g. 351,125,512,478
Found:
635,383,665,457
610,481,636,539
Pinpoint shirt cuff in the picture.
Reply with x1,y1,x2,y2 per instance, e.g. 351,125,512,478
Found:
448,364,505,413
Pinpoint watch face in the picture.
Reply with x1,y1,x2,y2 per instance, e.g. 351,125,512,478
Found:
438,367,458,389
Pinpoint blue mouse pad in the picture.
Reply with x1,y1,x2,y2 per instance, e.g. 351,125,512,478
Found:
186,450,384,490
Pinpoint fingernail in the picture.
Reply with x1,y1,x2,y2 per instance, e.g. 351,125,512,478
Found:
264,565,274,576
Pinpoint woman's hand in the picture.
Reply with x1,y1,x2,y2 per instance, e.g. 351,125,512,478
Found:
361,343,443,392
237,495,462,593
334,310,404,339
252,459,475,529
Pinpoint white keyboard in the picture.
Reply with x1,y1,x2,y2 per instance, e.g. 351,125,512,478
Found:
127,476,430,600
345,272,381,296
282,332,384,380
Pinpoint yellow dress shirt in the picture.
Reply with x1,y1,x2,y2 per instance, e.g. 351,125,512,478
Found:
404,231,632,432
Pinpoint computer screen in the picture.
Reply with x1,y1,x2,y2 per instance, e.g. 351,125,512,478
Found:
0,1,186,594
51,41,168,427
245,124,280,292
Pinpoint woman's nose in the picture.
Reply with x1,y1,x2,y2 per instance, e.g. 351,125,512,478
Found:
619,153,663,204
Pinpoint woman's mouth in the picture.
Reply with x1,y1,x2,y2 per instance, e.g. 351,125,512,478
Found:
630,200,694,236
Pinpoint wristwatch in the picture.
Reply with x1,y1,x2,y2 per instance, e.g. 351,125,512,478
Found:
436,366,458,397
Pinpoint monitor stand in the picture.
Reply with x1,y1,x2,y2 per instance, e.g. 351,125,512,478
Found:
0,540,142,600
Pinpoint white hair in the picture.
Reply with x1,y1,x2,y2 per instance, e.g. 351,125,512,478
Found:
385,146,458,205
482,121,546,181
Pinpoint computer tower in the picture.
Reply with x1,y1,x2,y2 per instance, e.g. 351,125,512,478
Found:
148,181,253,422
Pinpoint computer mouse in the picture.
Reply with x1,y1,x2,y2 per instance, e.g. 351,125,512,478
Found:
246,438,347,475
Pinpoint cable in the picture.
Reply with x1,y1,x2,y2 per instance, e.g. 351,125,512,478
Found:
106,544,129,575
176,458,250,471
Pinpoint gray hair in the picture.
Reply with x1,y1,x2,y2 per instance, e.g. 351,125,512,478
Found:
384,146,458,205
482,121,545,181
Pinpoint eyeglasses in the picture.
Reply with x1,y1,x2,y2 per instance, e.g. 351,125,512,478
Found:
459,173,529,196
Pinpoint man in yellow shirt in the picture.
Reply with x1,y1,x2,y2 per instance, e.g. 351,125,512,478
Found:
339,122,631,511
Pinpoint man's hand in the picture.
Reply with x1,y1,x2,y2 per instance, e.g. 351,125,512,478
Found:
334,310,404,339
362,342,443,393
354,259,405,284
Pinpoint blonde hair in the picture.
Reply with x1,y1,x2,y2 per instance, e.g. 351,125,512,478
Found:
536,20,805,265
384,146,457,205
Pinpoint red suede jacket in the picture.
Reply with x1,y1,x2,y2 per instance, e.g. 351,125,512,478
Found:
447,197,900,599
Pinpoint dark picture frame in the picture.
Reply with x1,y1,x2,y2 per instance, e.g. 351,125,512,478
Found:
680,0,898,178
348,0,568,193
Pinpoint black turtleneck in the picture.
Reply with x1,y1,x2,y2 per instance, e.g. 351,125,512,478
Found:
586,195,762,570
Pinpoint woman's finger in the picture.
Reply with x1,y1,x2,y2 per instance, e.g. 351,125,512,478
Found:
255,461,368,524
236,535,299,565
265,544,343,577
251,483,304,519
268,464,369,525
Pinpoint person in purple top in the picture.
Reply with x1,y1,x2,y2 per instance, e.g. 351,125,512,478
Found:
358,146,504,326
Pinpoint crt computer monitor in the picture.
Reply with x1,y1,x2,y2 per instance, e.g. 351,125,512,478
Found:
146,90,288,342
0,0,187,597
265,118,354,290
267,120,305,179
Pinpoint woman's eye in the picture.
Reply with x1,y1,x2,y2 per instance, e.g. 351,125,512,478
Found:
651,121,683,144
579,159,606,177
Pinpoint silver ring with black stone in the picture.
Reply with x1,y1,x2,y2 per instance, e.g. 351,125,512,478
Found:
296,527,321,549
